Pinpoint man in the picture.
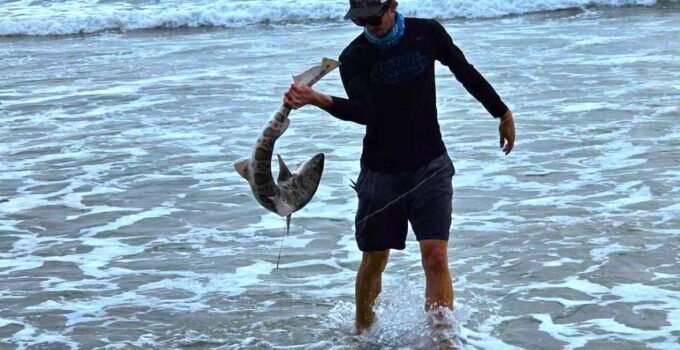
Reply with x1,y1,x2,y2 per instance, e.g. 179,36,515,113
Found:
284,0,515,333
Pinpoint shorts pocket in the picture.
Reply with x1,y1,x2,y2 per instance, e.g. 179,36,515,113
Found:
352,167,370,196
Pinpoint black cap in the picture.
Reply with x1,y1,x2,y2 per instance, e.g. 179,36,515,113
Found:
344,0,391,20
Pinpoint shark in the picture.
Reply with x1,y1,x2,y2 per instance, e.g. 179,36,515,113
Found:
234,58,340,266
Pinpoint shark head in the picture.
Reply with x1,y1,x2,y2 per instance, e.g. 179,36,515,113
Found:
272,153,325,216
293,153,325,209
276,153,325,213
298,153,325,182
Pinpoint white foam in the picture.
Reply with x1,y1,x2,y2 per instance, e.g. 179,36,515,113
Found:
326,277,471,348
0,0,664,36
5,318,79,350
590,243,630,262
0,194,51,215
543,257,584,267
81,207,180,237
134,260,274,297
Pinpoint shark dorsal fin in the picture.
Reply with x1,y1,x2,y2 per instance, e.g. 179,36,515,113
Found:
234,159,250,179
277,154,292,183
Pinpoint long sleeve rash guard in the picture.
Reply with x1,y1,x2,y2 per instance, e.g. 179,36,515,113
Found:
324,18,508,173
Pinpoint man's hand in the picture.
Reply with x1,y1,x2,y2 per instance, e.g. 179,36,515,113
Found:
499,110,515,155
283,84,332,109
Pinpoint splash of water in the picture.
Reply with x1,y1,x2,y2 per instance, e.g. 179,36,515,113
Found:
326,278,471,348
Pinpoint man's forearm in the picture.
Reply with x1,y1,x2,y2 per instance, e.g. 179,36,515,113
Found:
319,95,369,125
310,91,333,109
452,63,508,118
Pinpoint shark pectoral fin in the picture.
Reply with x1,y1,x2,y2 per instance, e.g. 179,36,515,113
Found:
234,159,250,179
277,154,293,183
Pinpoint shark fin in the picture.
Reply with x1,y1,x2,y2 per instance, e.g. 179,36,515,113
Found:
277,154,293,183
234,159,250,179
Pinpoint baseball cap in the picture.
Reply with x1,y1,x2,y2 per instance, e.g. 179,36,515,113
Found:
343,0,392,20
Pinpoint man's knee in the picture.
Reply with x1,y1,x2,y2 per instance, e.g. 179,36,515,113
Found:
421,242,449,275
360,250,389,275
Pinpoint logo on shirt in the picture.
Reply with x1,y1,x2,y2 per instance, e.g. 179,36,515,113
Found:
370,52,431,85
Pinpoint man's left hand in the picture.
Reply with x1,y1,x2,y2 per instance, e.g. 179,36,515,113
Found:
499,110,515,155
284,84,332,110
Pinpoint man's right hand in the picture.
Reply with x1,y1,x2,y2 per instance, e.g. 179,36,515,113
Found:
284,84,332,109
499,109,516,155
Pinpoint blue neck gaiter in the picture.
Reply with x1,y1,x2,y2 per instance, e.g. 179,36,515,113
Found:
364,11,405,50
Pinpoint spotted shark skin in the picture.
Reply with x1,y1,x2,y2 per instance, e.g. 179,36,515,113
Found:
234,58,340,218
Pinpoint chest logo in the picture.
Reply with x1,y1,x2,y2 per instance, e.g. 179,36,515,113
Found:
370,51,431,85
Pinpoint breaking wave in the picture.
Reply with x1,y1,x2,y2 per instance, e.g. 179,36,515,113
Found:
0,0,674,36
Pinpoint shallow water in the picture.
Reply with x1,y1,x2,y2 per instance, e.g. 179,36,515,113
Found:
1,3,679,350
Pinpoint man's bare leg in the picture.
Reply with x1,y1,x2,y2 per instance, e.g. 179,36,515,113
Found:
355,250,389,333
419,240,453,310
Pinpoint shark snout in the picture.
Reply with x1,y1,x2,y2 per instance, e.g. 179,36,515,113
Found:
314,153,325,160
288,153,325,210
298,153,325,180
311,153,325,170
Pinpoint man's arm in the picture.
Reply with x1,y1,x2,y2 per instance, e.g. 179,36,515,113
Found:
284,85,370,126
432,19,508,118
499,110,515,155
284,85,333,109
432,19,515,154
284,53,374,125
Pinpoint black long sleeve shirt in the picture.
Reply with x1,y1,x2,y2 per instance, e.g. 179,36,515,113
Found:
324,18,508,173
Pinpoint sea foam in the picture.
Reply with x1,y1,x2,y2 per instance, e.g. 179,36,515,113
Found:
0,0,669,36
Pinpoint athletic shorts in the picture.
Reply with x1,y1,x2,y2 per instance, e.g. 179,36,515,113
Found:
353,153,455,251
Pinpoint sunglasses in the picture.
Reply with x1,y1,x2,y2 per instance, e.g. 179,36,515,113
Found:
351,1,391,27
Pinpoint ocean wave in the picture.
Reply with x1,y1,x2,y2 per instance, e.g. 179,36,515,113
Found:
0,0,672,36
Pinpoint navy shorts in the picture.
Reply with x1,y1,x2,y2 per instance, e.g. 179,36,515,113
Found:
353,153,455,251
